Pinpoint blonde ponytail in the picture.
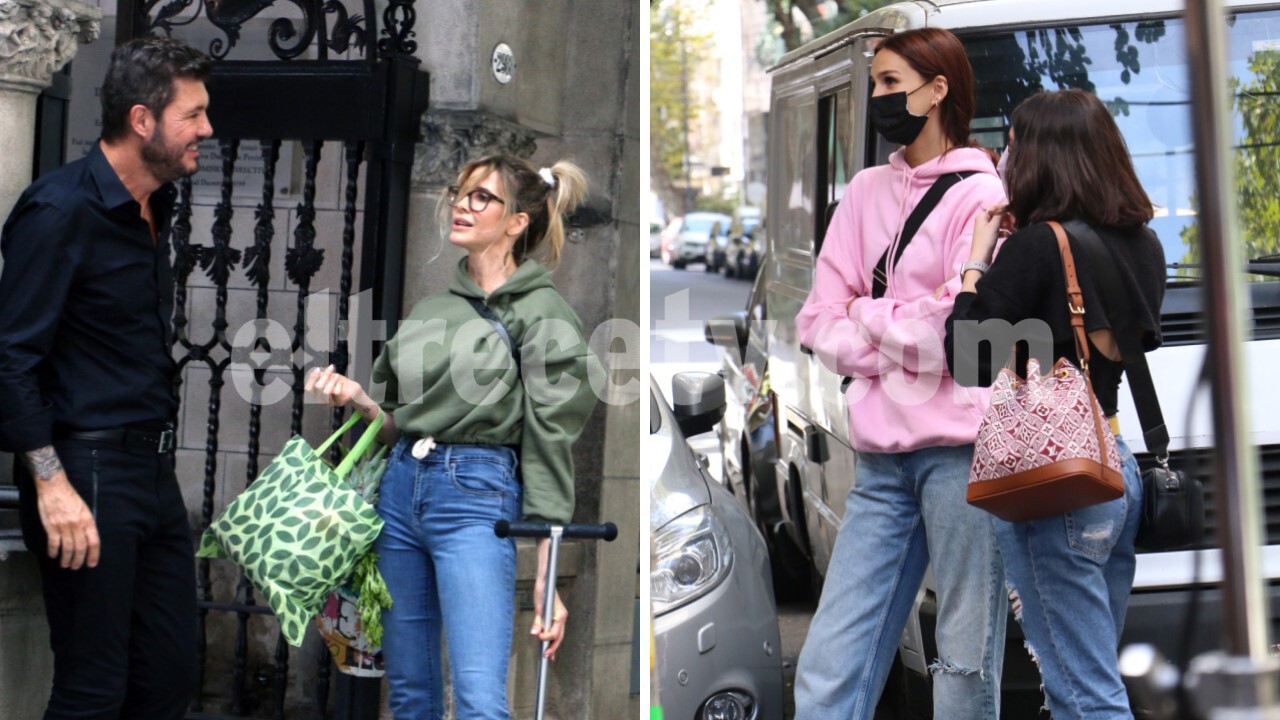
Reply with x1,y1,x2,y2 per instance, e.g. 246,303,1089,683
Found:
540,160,587,267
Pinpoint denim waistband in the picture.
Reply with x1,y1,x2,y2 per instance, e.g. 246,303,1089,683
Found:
390,437,518,466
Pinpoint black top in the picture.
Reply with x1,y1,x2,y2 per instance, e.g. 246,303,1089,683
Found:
944,222,1166,416
0,143,179,453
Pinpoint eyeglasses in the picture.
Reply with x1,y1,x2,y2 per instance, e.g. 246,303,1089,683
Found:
446,186,506,213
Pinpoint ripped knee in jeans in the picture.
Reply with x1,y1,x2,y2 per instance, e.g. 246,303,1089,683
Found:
1007,582,1050,711
927,658,982,679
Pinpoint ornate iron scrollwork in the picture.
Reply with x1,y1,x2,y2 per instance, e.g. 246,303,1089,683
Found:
378,0,417,57
141,0,379,61
324,0,367,55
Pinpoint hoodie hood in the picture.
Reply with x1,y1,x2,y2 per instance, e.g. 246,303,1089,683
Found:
449,257,556,301
887,146,997,179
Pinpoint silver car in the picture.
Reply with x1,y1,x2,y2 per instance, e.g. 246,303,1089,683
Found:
651,373,783,720
666,212,731,269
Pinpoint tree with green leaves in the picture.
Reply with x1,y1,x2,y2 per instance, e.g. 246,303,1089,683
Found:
757,0,897,53
1180,49,1280,278
651,1,714,216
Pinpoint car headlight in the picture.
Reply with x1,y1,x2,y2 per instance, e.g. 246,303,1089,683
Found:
652,504,733,615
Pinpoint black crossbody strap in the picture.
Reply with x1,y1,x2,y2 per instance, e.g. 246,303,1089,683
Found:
871,171,977,299
1062,220,1169,457
462,296,522,378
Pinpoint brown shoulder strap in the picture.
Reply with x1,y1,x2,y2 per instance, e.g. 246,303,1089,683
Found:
1047,220,1111,467
1047,221,1090,369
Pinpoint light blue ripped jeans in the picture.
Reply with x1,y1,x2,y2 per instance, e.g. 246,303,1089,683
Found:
995,436,1143,720
795,444,1006,720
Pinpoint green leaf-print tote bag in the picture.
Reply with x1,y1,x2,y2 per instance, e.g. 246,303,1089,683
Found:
197,412,385,646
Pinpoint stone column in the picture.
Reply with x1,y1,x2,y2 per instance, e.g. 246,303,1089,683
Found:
0,3,101,719
0,0,101,225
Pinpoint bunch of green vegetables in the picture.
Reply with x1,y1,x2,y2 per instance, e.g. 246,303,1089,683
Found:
338,443,392,644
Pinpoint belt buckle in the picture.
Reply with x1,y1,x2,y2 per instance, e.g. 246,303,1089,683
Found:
157,429,175,454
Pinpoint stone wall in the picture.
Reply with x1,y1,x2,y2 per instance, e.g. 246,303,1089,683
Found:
403,1,642,717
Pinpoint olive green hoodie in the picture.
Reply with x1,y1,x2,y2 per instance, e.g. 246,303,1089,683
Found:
370,258,601,524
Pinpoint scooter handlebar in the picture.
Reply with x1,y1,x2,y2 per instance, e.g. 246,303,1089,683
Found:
493,520,618,541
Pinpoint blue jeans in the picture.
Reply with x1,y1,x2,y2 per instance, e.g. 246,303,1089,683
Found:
375,439,522,720
995,437,1143,720
795,444,1006,720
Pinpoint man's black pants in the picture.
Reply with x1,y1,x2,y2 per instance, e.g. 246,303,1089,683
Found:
17,437,197,720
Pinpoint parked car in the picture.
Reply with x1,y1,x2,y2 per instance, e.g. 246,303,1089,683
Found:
664,211,730,270
650,220,665,258
701,219,733,274
702,269,812,604
725,217,764,280
704,228,729,274
659,216,683,266
708,0,1280,716
650,373,784,720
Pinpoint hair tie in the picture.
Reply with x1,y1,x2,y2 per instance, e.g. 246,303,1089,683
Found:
538,167,557,188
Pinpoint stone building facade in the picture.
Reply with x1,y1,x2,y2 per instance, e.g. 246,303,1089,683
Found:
0,1,639,718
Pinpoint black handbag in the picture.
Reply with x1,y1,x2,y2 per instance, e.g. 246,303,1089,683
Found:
1136,459,1204,550
1065,221,1205,551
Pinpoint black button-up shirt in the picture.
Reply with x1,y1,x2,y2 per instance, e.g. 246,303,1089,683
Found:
0,142,179,453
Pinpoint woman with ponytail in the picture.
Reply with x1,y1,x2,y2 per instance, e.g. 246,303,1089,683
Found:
305,156,600,720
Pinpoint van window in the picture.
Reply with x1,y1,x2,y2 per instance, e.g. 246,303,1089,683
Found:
961,10,1280,285
815,87,856,254
775,93,817,257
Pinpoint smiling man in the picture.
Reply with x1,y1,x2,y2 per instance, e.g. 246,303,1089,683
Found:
0,38,212,719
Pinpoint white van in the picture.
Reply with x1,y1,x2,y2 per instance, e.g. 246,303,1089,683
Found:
708,0,1280,714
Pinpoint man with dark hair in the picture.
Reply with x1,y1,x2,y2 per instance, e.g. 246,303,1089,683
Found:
0,37,212,719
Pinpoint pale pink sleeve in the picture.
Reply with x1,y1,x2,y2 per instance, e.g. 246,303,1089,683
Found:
795,192,884,380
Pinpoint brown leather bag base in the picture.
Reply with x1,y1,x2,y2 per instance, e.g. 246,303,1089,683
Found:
967,458,1124,522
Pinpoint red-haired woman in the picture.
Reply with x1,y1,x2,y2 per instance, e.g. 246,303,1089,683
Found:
794,27,1008,720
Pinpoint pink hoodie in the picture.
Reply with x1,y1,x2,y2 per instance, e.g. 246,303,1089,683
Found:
796,147,1006,453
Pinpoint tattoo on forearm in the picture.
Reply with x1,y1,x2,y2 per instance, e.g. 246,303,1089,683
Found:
23,446,64,481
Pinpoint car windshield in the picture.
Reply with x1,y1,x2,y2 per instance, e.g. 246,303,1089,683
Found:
684,216,724,234
962,9,1280,284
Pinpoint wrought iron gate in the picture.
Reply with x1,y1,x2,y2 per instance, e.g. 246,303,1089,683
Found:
118,2,428,717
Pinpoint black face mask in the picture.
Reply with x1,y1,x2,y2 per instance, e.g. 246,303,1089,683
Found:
868,81,934,146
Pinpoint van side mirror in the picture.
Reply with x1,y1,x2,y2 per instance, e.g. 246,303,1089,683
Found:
671,372,726,437
704,312,748,356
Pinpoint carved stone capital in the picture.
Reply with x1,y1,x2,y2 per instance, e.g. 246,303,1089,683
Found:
0,0,101,94
413,110,539,188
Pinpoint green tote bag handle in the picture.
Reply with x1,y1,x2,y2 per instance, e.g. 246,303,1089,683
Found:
314,411,386,482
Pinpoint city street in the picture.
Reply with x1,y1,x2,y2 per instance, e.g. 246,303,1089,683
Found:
649,257,818,719
649,257,749,476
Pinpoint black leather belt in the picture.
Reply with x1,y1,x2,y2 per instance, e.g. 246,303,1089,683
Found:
64,426,176,455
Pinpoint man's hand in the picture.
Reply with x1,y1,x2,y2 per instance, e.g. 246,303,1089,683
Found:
25,446,100,570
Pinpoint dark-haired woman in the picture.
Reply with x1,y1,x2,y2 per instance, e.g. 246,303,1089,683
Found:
945,89,1165,719
793,27,1007,720
306,156,600,719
